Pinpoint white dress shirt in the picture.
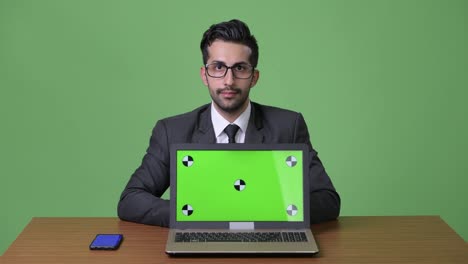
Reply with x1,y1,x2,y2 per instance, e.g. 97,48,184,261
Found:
211,101,251,143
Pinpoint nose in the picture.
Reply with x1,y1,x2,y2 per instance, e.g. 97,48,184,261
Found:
224,68,235,86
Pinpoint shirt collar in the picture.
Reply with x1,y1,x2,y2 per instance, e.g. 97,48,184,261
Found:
211,101,251,138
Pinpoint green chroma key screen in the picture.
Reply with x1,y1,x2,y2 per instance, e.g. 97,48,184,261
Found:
176,150,304,222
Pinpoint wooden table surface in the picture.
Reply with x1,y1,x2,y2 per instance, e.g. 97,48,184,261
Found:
2,216,467,264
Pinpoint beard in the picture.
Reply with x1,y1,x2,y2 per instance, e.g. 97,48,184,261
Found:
210,87,250,114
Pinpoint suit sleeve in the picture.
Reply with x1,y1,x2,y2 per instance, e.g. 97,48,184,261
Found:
117,120,171,227
293,113,341,224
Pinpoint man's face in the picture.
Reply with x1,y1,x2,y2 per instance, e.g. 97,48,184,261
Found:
201,40,259,116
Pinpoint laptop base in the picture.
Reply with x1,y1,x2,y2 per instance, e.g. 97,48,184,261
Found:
166,229,319,255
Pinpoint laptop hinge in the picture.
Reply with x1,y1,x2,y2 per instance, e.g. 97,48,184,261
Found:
229,222,254,230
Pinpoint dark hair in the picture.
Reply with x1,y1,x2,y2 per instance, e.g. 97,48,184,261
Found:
200,19,259,68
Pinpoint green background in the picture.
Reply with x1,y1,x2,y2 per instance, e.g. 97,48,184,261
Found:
176,150,303,221
0,0,467,255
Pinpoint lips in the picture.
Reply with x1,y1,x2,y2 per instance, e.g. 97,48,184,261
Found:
218,89,239,98
222,91,237,95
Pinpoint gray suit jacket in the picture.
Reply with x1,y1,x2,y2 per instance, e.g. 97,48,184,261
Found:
118,102,340,226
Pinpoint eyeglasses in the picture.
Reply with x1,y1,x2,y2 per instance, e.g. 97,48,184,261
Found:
205,62,254,79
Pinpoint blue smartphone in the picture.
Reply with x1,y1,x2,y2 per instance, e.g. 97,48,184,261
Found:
89,234,123,250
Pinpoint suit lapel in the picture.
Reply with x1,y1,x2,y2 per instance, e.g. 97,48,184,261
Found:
245,102,265,143
191,106,216,143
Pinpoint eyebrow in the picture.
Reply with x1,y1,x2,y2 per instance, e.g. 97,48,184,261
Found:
211,60,249,65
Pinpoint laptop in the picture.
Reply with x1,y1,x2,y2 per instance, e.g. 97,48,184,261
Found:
165,143,319,255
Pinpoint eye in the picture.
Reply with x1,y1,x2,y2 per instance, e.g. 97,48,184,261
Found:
234,64,246,71
214,63,225,70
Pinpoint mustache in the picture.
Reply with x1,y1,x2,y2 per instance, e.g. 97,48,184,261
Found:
217,87,241,94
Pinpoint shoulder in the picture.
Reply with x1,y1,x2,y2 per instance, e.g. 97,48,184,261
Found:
252,102,301,120
159,103,210,124
251,102,310,143
149,103,211,142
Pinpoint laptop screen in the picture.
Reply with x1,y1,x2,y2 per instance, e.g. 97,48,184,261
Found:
171,145,308,224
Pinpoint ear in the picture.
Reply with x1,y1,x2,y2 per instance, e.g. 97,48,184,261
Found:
200,67,209,86
249,69,260,88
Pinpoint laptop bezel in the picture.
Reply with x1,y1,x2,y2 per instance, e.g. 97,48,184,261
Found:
169,143,310,229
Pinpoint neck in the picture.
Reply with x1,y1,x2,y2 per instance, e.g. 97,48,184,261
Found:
214,101,249,123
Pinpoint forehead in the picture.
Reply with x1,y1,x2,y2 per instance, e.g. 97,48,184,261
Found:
206,40,252,64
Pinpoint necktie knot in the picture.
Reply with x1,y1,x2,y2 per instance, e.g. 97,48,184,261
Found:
224,124,240,143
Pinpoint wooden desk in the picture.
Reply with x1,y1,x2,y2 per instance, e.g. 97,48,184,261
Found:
2,216,467,264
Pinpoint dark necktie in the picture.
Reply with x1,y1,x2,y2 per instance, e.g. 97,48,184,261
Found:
224,124,240,143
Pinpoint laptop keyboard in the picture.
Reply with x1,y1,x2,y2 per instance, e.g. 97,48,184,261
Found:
175,232,308,243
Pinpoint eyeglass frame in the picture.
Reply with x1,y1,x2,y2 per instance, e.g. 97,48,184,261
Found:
204,62,255,79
